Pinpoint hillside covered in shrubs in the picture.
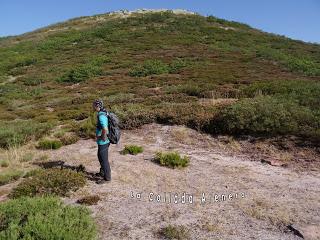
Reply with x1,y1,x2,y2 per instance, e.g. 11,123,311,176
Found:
0,10,319,147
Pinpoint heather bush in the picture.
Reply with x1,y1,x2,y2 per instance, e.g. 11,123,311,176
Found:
10,168,86,198
0,196,97,239
154,151,190,169
120,145,143,155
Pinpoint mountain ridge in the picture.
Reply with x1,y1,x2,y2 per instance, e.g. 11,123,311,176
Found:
2,9,318,46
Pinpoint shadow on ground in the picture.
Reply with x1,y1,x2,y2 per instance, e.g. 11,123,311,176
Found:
33,160,102,182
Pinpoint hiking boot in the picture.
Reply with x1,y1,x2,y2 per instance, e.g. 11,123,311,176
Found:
95,168,105,177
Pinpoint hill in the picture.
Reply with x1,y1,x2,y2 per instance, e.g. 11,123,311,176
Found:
0,10,320,239
0,9,320,148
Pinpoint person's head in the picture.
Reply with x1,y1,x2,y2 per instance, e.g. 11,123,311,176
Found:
92,99,103,112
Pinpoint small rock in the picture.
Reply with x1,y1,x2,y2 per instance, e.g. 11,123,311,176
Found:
46,107,54,112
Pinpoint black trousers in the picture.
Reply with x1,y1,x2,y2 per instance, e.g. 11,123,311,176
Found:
97,143,111,181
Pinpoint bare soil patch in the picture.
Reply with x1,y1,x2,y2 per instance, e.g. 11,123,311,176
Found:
1,123,319,239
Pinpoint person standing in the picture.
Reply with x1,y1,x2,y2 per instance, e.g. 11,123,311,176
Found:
92,99,111,183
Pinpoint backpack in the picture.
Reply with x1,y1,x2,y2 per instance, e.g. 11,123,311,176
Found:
97,111,121,144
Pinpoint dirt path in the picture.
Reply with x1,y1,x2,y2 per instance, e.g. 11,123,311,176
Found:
31,124,320,239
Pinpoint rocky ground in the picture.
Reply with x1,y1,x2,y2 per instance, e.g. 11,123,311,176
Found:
1,123,319,239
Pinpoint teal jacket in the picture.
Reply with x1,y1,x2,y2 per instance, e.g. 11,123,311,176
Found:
96,111,110,145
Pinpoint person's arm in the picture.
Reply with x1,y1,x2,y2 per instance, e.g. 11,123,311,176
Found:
99,128,108,141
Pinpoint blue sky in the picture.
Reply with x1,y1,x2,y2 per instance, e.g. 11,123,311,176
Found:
1,0,319,43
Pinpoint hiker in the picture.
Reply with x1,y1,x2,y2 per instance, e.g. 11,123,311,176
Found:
92,99,111,183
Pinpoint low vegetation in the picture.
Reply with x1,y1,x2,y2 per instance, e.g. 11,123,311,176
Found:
20,152,34,162
129,58,187,77
9,168,86,198
154,151,190,168
57,56,109,83
0,120,51,148
77,112,96,139
120,145,144,155
209,80,320,142
0,160,9,167
0,196,97,239
241,197,292,228
159,225,190,240
0,11,319,149
256,46,320,77
57,132,80,145
37,138,63,150
0,169,24,186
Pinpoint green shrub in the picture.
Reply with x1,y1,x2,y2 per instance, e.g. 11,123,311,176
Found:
0,120,52,149
10,168,86,198
37,139,62,150
159,225,190,240
0,170,23,186
256,47,320,76
241,80,320,110
77,195,101,205
0,196,97,240
129,59,169,77
58,55,109,83
168,58,188,74
215,96,319,138
120,145,143,155
154,151,190,169
58,64,102,83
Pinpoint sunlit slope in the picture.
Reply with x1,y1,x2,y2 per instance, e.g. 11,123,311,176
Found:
0,10,319,148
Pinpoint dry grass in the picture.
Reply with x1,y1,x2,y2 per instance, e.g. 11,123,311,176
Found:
275,151,293,162
0,144,36,169
2,146,23,166
201,220,223,233
170,127,192,145
239,196,292,227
